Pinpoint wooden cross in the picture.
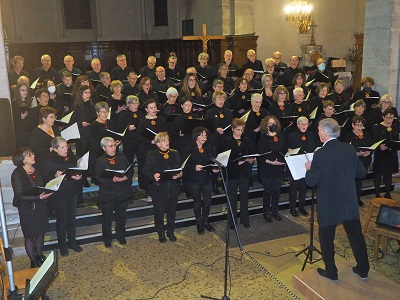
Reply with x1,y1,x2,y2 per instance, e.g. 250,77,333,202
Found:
182,24,225,53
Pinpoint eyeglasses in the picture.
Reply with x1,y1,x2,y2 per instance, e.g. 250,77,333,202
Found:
188,78,197,82
382,101,391,104
384,116,395,120
26,152,35,158
278,92,286,95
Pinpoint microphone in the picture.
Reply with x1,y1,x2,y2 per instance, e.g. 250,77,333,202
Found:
210,157,225,168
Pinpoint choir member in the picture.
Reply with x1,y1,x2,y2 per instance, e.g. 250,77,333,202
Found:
244,69,262,90
217,50,239,80
244,93,268,151
107,80,127,114
272,51,288,69
261,74,274,111
96,137,133,248
183,127,218,234
58,55,82,81
228,78,251,118
12,83,33,147
57,71,74,110
86,58,102,84
165,52,185,89
111,54,133,83
269,85,291,118
264,58,280,85
278,56,305,87
117,95,144,165
306,58,335,91
43,137,83,256
222,118,254,228
122,71,139,96
205,90,233,194
71,85,96,159
353,77,381,111
216,63,234,94
143,132,182,243
30,107,60,167
29,88,50,131
287,117,315,216
313,100,338,146
159,87,182,125
205,79,224,107
8,55,29,87
257,116,286,222
11,148,51,268
371,107,399,199
89,102,118,185
344,116,373,206
242,49,263,81
341,100,368,136
31,54,60,85
330,79,351,110
140,56,157,80
179,73,204,118
309,83,332,117
42,79,65,118
95,72,112,101
137,77,159,107
170,97,195,157
152,66,174,104
72,74,100,104
195,52,213,80
289,87,309,117
369,93,399,127
136,99,168,203
287,73,309,102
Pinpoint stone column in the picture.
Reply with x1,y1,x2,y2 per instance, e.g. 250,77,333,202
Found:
11,0,21,41
95,0,103,41
363,0,400,106
0,4,11,99
140,0,149,39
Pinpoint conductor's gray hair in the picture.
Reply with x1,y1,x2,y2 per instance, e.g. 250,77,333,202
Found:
100,137,115,148
51,136,67,149
318,118,340,138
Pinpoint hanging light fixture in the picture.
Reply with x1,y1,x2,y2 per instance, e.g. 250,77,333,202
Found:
284,0,313,34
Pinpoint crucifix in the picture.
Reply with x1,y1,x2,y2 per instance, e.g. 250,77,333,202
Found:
182,24,225,53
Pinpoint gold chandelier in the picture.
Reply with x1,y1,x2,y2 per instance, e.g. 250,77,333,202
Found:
284,0,313,34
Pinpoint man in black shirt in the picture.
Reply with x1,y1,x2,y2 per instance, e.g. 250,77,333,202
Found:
111,54,133,83
140,56,157,80
95,72,112,101
244,69,262,90
242,49,263,81
58,55,82,81
8,55,30,87
122,71,139,96
31,54,60,85
152,66,173,104
279,56,305,87
86,58,102,85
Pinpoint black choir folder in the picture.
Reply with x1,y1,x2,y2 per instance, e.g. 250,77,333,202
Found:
356,139,385,152
100,163,134,179
140,127,157,140
62,152,89,177
181,118,214,135
385,139,400,151
159,155,191,181
106,126,129,140
24,174,66,195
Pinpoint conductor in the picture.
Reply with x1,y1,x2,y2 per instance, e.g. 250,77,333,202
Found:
305,118,369,281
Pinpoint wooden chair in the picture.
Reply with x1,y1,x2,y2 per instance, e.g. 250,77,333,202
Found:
363,198,398,240
0,238,39,299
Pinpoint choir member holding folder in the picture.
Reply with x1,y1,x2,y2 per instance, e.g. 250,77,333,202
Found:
269,85,291,118
117,95,144,165
11,147,51,268
353,77,381,111
260,74,274,111
143,132,182,243
183,127,218,234
179,73,205,118
137,99,168,203
344,116,373,206
287,117,315,216
12,83,33,147
222,118,254,228
96,137,133,248
257,116,286,222
30,107,60,169
244,93,268,151
368,94,399,127
107,80,127,114
228,78,252,118
137,77,159,107
43,137,83,256
371,107,399,199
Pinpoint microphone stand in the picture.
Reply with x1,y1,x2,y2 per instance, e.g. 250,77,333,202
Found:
0,179,23,299
295,187,322,271
201,164,243,300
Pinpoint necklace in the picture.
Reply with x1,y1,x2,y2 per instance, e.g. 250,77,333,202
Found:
199,148,204,153
236,139,241,146
151,120,156,125
255,111,260,116
106,155,116,165
159,149,170,159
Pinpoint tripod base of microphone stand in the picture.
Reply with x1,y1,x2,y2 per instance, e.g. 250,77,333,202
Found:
201,295,230,300
296,245,323,271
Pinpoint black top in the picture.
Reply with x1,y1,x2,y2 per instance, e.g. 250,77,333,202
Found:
117,109,144,141
344,130,373,169
11,166,43,207
30,126,61,165
269,102,291,118
257,131,286,178
165,66,185,81
287,129,315,153
279,67,305,87
143,149,182,199
137,117,168,154
140,66,156,80
8,69,30,86
71,101,97,141
242,59,264,72
371,123,399,173
248,79,262,90
217,76,235,94
95,84,112,100
122,82,139,96
183,141,215,185
58,67,82,82
89,119,117,160
353,89,380,110
137,90,159,107
243,108,268,150
195,65,213,79
228,90,252,117
31,67,60,84
289,102,309,117
111,66,134,83
222,134,253,179
86,70,101,83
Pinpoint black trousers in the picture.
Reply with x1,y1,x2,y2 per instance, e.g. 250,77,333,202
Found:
101,200,128,243
123,141,138,165
319,219,369,278
288,177,307,210
51,194,78,248
189,182,213,226
227,175,250,227
262,176,282,214
374,171,392,196
153,197,178,234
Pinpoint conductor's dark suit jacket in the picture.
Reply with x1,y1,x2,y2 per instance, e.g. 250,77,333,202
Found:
305,139,366,228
